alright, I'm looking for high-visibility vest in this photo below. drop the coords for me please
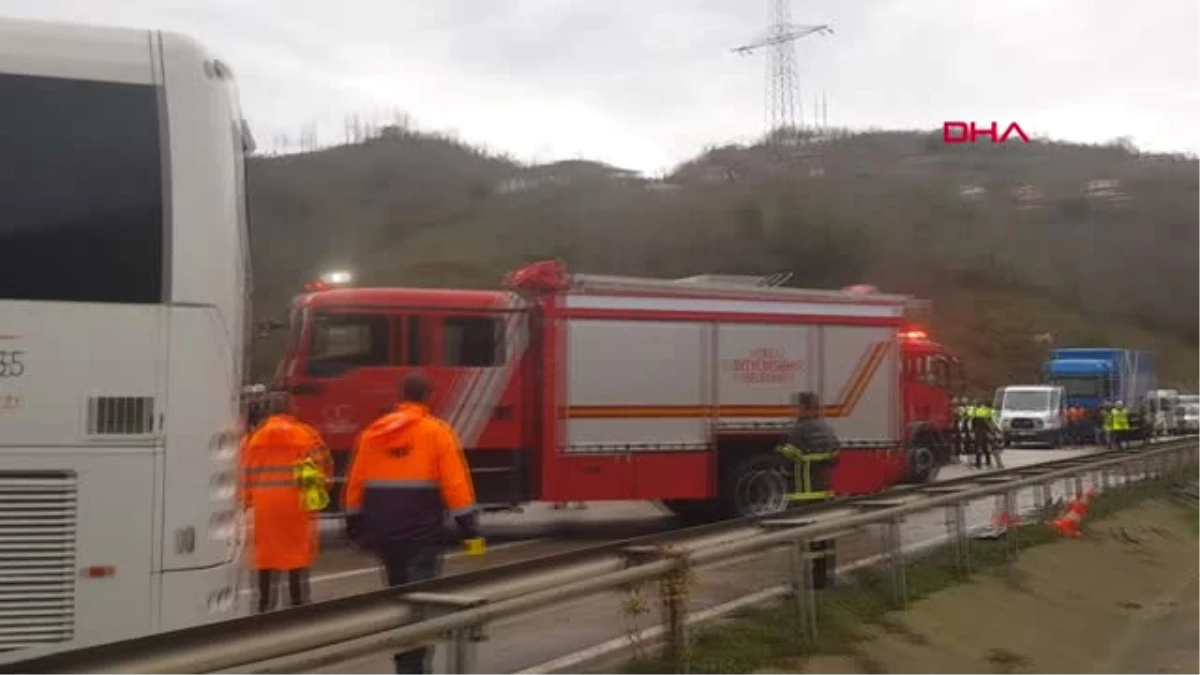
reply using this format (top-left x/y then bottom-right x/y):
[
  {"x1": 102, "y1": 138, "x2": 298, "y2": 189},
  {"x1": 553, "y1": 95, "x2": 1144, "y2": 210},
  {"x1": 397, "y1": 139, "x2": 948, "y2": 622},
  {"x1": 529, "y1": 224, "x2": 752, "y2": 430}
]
[
  {"x1": 1112, "y1": 408, "x2": 1131, "y2": 431},
  {"x1": 1102, "y1": 409, "x2": 1114, "y2": 431}
]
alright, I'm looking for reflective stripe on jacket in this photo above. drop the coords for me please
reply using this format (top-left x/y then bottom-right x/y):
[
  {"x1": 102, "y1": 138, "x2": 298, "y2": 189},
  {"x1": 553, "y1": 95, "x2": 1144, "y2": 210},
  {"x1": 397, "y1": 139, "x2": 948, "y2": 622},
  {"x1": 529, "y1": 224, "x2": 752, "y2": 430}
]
[
  {"x1": 344, "y1": 402, "x2": 477, "y2": 547},
  {"x1": 241, "y1": 415, "x2": 330, "y2": 570}
]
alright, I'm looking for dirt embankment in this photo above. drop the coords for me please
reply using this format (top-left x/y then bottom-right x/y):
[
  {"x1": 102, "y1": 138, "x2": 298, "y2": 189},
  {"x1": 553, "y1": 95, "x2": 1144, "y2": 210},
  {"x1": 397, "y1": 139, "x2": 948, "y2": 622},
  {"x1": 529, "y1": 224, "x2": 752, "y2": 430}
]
[{"x1": 797, "y1": 499, "x2": 1199, "y2": 674}]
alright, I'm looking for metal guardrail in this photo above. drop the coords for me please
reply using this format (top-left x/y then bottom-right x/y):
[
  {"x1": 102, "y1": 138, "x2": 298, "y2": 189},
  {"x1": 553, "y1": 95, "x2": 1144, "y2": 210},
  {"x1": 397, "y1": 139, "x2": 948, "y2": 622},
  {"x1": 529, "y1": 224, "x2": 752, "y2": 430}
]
[{"x1": 10, "y1": 438, "x2": 1197, "y2": 674}]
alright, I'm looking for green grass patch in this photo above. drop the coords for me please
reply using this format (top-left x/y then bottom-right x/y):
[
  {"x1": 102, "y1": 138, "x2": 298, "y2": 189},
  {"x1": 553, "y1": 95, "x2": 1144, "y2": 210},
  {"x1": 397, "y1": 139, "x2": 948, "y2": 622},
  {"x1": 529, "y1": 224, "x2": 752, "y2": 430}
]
[{"x1": 618, "y1": 465, "x2": 1198, "y2": 674}]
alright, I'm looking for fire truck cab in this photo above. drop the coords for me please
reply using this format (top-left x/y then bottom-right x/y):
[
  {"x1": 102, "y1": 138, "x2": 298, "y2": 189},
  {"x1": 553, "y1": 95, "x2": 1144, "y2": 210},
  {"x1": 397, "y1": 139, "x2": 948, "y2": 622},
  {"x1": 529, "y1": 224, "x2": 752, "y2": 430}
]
[
  {"x1": 276, "y1": 287, "x2": 532, "y2": 508},
  {"x1": 897, "y1": 328, "x2": 961, "y2": 482}
]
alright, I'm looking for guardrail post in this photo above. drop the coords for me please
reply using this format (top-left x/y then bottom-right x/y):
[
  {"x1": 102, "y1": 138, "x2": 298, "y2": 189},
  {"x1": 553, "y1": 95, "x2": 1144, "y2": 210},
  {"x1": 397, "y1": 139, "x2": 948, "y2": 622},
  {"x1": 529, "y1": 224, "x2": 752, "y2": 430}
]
[
  {"x1": 622, "y1": 544, "x2": 692, "y2": 673},
  {"x1": 1003, "y1": 490, "x2": 1019, "y2": 560},
  {"x1": 781, "y1": 537, "x2": 819, "y2": 646},
  {"x1": 1100, "y1": 468, "x2": 1111, "y2": 492},
  {"x1": 659, "y1": 549, "x2": 690, "y2": 672},
  {"x1": 886, "y1": 516, "x2": 906, "y2": 608},
  {"x1": 1073, "y1": 475, "x2": 1084, "y2": 499},
  {"x1": 942, "y1": 501, "x2": 969, "y2": 577},
  {"x1": 400, "y1": 592, "x2": 488, "y2": 674},
  {"x1": 761, "y1": 518, "x2": 841, "y2": 645}
]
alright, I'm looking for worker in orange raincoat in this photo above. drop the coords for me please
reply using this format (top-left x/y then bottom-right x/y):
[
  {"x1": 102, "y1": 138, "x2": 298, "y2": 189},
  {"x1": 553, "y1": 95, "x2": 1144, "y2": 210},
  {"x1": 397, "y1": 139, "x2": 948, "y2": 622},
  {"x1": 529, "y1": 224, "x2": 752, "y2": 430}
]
[
  {"x1": 241, "y1": 392, "x2": 331, "y2": 613},
  {"x1": 344, "y1": 372, "x2": 484, "y2": 675}
]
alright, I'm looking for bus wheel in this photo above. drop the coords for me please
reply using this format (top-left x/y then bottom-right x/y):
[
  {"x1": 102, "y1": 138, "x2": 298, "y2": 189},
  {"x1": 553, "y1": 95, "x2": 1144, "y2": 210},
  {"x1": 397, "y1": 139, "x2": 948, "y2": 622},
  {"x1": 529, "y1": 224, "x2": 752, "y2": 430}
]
[{"x1": 723, "y1": 454, "x2": 791, "y2": 519}]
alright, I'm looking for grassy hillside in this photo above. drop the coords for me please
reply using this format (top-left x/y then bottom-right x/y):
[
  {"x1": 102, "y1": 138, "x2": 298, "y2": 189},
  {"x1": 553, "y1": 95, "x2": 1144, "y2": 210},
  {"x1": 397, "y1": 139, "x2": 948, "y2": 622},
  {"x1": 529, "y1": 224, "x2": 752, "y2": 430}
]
[{"x1": 246, "y1": 124, "x2": 1199, "y2": 391}]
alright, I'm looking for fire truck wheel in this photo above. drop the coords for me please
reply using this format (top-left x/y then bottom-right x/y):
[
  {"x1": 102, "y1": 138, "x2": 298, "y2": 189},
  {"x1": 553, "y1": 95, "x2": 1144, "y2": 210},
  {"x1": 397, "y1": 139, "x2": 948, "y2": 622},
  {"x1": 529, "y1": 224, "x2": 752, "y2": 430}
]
[
  {"x1": 723, "y1": 453, "x2": 792, "y2": 519},
  {"x1": 903, "y1": 443, "x2": 937, "y2": 484}
]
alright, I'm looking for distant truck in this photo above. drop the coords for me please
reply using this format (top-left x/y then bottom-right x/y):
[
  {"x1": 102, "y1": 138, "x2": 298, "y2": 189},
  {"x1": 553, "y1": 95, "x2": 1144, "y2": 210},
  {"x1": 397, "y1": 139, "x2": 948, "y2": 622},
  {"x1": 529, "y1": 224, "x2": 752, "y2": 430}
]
[{"x1": 1042, "y1": 348, "x2": 1156, "y2": 412}]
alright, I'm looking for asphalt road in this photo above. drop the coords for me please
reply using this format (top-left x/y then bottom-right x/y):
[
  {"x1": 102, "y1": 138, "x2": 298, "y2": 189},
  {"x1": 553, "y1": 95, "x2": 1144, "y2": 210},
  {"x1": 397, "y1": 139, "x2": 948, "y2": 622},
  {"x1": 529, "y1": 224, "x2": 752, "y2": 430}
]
[
  {"x1": 257, "y1": 444, "x2": 1112, "y2": 673},
  {"x1": 239, "y1": 501, "x2": 681, "y2": 605}
]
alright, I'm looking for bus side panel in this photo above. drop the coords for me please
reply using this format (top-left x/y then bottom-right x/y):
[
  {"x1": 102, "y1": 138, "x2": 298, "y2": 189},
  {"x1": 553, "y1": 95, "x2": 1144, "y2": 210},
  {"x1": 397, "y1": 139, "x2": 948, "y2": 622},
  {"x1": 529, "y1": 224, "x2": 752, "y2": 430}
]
[
  {"x1": 159, "y1": 307, "x2": 241, "y2": 581},
  {"x1": 157, "y1": 33, "x2": 244, "y2": 594},
  {"x1": 160, "y1": 32, "x2": 244, "y2": 323},
  {"x1": 0, "y1": 452, "x2": 155, "y2": 663}
]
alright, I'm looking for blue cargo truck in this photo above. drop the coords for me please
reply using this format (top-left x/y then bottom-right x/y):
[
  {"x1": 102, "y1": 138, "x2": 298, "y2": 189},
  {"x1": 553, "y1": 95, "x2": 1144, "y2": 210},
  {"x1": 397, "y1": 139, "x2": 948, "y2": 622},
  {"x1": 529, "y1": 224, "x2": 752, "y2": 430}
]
[{"x1": 1042, "y1": 348, "x2": 1157, "y2": 412}]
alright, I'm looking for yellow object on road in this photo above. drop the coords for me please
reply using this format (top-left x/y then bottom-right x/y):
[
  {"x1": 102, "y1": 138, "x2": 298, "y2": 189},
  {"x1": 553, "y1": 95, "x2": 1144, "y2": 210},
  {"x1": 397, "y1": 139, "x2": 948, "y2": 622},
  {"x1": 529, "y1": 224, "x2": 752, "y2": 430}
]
[{"x1": 463, "y1": 537, "x2": 486, "y2": 557}]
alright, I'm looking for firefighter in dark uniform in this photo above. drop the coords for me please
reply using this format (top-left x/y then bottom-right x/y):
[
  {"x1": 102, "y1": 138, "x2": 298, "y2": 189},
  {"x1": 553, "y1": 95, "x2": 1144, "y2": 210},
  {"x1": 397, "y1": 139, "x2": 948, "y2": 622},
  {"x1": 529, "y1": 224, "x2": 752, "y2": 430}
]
[{"x1": 777, "y1": 391, "x2": 840, "y2": 588}]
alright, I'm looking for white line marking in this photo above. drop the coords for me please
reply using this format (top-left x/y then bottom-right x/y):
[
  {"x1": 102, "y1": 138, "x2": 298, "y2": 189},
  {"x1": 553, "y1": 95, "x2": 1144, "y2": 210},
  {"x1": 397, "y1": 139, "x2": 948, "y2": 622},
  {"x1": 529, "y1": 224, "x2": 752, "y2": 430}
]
[{"x1": 236, "y1": 539, "x2": 547, "y2": 596}]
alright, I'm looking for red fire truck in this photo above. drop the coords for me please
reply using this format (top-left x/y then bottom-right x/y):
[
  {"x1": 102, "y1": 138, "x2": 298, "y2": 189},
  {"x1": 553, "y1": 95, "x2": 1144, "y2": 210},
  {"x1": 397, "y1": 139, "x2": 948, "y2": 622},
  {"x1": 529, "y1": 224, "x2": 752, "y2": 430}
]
[{"x1": 275, "y1": 261, "x2": 961, "y2": 520}]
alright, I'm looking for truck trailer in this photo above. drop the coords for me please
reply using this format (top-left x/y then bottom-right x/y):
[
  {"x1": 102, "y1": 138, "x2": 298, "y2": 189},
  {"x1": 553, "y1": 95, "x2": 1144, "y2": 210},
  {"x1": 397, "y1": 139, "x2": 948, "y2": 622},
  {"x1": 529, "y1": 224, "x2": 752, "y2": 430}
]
[
  {"x1": 276, "y1": 261, "x2": 960, "y2": 520},
  {"x1": 1042, "y1": 348, "x2": 1157, "y2": 412}
]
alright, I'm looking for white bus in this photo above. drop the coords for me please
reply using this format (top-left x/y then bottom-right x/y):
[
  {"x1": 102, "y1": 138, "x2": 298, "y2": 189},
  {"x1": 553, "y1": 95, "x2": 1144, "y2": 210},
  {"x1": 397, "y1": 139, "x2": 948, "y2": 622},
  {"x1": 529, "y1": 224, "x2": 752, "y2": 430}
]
[{"x1": 0, "y1": 18, "x2": 252, "y2": 663}]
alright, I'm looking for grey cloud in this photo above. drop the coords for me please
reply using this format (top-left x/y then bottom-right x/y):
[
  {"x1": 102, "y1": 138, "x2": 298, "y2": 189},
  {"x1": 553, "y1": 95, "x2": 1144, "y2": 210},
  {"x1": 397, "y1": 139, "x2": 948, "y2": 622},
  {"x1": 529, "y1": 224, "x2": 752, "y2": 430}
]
[{"x1": 4, "y1": 0, "x2": 1197, "y2": 171}]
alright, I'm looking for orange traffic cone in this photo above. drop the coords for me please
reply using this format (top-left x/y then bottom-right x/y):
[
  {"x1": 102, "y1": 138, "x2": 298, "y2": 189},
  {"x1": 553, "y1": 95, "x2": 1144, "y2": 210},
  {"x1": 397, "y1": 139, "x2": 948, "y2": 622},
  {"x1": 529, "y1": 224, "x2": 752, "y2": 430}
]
[{"x1": 1050, "y1": 489, "x2": 1093, "y2": 538}]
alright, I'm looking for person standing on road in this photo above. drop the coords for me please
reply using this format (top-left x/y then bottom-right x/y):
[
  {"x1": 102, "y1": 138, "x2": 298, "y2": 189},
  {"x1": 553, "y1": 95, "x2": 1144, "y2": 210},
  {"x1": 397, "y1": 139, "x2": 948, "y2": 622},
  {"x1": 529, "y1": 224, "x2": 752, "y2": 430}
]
[
  {"x1": 240, "y1": 392, "x2": 331, "y2": 613},
  {"x1": 1090, "y1": 404, "x2": 1106, "y2": 446},
  {"x1": 1102, "y1": 401, "x2": 1117, "y2": 450},
  {"x1": 971, "y1": 399, "x2": 1001, "y2": 469},
  {"x1": 777, "y1": 391, "x2": 841, "y2": 588},
  {"x1": 961, "y1": 398, "x2": 978, "y2": 459},
  {"x1": 344, "y1": 372, "x2": 485, "y2": 675},
  {"x1": 951, "y1": 397, "x2": 969, "y2": 462},
  {"x1": 1065, "y1": 405, "x2": 1083, "y2": 447},
  {"x1": 1111, "y1": 400, "x2": 1131, "y2": 450}
]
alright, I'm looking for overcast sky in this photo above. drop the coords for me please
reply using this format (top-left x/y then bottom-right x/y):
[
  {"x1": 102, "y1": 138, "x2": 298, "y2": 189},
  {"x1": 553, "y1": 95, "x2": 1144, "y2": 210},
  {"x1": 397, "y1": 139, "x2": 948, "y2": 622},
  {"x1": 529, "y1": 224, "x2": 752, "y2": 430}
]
[{"x1": 9, "y1": 0, "x2": 1199, "y2": 173}]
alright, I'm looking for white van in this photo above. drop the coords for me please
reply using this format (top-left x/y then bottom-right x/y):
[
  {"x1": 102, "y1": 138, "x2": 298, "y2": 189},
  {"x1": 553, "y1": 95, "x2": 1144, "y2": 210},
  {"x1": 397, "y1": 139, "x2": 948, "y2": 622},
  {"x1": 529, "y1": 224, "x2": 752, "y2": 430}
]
[
  {"x1": 993, "y1": 385, "x2": 1067, "y2": 448},
  {"x1": 1176, "y1": 395, "x2": 1199, "y2": 434},
  {"x1": 1146, "y1": 389, "x2": 1179, "y2": 437}
]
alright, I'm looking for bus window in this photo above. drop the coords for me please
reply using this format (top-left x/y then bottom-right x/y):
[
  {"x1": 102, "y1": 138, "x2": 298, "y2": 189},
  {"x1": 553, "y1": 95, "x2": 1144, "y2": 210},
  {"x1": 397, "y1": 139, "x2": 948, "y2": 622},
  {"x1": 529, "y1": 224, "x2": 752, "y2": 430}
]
[
  {"x1": 0, "y1": 72, "x2": 163, "y2": 303},
  {"x1": 443, "y1": 316, "x2": 505, "y2": 367},
  {"x1": 304, "y1": 313, "x2": 389, "y2": 378}
]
